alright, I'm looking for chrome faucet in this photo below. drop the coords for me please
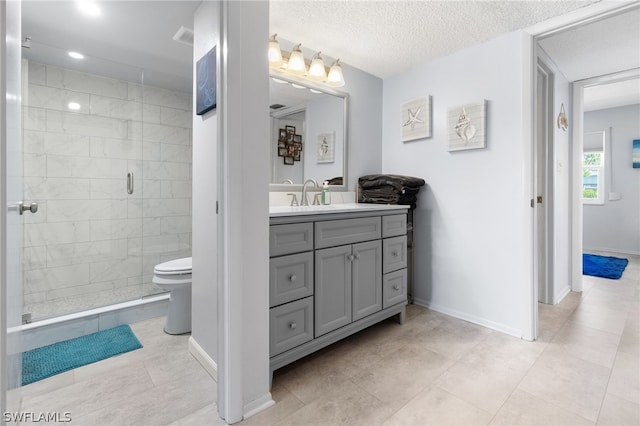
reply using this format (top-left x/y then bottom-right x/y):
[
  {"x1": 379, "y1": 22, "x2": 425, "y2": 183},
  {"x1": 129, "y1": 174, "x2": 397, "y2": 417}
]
[{"x1": 301, "y1": 179, "x2": 318, "y2": 206}]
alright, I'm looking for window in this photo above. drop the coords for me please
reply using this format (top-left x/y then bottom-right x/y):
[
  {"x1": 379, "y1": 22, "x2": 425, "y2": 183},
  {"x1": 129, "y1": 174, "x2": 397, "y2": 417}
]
[{"x1": 583, "y1": 131, "x2": 605, "y2": 205}]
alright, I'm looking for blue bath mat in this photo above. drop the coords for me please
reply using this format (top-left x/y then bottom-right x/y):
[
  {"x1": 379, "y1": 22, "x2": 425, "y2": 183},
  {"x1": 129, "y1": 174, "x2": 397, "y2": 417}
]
[
  {"x1": 22, "y1": 324, "x2": 142, "y2": 386},
  {"x1": 583, "y1": 253, "x2": 629, "y2": 280}
]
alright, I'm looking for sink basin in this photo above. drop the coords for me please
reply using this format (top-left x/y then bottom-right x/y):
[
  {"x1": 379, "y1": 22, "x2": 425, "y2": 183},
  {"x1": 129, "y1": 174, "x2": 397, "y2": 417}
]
[{"x1": 269, "y1": 203, "x2": 409, "y2": 217}]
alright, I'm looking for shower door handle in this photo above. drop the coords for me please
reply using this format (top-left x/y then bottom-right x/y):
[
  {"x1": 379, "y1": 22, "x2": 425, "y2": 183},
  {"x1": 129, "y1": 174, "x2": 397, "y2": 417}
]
[
  {"x1": 127, "y1": 172, "x2": 134, "y2": 195},
  {"x1": 8, "y1": 201, "x2": 38, "y2": 215}
]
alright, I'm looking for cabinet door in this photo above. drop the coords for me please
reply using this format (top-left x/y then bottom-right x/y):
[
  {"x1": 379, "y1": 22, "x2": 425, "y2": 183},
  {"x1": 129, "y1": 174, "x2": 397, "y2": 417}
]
[
  {"x1": 352, "y1": 240, "x2": 382, "y2": 321},
  {"x1": 315, "y1": 245, "x2": 352, "y2": 336}
]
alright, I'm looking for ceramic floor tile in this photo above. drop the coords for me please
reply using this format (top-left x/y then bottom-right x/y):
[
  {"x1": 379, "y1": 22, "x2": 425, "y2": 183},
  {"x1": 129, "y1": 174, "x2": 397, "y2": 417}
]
[
  {"x1": 242, "y1": 383, "x2": 304, "y2": 425},
  {"x1": 489, "y1": 389, "x2": 594, "y2": 426},
  {"x1": 278, "y1": 380, "x2": 395, "y2": 426},
  {"x1": 549, "y1": 321, "x2": 621, "y2": 368},
  {"x1": 19, "y1": 369, "x2": 75, "y2": 399},
  {"x1": 168, "y1": 403, "x2": 226, "y2": 426},
  {"x1": 351, "y1": 345, "x2": 454, "y2": 411},
  {"x1": 433, "y1": 334, "x2": 539, "y2": 414},
  {"x1": 20, "y1": 363, "x2": 155, "y2": 418},
  {"x1": 606, "y1": 351, "x2": 640, "y2": 405},
  {"x1": 517, "y1": 346, "x2": 611, "y2": 422},
  {"x1": 597, "y1": 393, "x2": 640, "y2": 426},
  {"x1": 382, "y1": 386, "x2": 494, "y2": 426},
  {"x1": 410, "y1": 316, "x2": 493, "y2": 360}
]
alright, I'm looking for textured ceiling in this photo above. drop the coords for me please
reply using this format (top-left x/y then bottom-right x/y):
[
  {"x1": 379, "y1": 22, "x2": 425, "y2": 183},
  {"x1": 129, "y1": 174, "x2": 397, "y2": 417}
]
[
  {"x1": 538, "y1": 7, "x2": 640, "y2": 82},
  {"x1": 270, "y1": 0, "x2": 597, "y2": 79}
]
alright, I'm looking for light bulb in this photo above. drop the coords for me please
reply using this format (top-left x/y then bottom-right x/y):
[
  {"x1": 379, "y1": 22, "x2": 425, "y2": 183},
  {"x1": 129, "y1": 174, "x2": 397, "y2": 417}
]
[
  {"x1": 268, "y1": 34, "x2": 282, "y2": 67},
  {"x1": 68, "y1": 51, "x2": 85, "y2": 60},
  {"x1": 308, "y1": 52, "x2": 327, "y2": 81},
  {"x1": 287, "y1": 44, "x2": 307, "y2": 74},
  {"x1": 327, "y1": 59, "x2": 345, "y2": 87}
]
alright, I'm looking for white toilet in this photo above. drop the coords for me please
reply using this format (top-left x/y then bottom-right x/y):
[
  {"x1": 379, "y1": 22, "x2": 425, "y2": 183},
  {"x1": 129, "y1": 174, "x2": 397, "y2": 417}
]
[{"x1": 152, "y1": 257, "x2": 192, "y2": 334}]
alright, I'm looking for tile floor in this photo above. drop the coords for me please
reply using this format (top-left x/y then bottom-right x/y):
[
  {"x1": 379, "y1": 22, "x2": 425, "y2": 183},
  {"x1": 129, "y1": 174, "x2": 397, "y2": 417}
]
[{"x1": 17, "y1": 252, "x2": 639, "y2": 425}]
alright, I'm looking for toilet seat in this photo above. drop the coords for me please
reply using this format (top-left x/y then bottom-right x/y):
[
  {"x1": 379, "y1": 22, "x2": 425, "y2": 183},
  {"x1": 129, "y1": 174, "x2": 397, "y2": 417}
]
[{"x1": 154, "y1": 257, "x2": 192, "y2": 276}]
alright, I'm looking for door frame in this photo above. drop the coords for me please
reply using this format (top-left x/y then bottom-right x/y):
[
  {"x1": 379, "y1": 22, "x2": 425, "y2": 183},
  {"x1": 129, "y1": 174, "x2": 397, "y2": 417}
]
[{"x1": 571, "y1": 67, "x2": 640, "y2": 291}]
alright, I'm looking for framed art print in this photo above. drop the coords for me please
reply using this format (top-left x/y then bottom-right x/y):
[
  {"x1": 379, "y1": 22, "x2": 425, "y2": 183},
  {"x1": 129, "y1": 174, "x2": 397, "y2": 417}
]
[{"x1": 196, "y1": 46, "x2": 217, "y2": 115}]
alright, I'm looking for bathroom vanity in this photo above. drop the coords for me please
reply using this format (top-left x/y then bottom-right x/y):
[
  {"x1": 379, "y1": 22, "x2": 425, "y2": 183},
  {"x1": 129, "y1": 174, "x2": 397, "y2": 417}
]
[{"x1": 269, "y1": 203, "x2": 409, "y2": 378}]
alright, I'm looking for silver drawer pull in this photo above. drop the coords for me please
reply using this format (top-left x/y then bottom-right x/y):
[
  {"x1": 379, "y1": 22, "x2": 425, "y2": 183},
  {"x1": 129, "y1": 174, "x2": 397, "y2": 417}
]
[
  {"x1": 127, "y1": 172, "x2": 134, "y2": 195},
  {"x1": 289, "y1": 274, "x2": 297, "y2": 282},
  {"x1": 392, "y1": 251, "x2": 399, "y2": 257},
  {"x1": 393, "y1": 284, "x2": 401, "y2": 291},
  {"x1": 289, "y1": 322, "x2": 297, "y2": 329}
]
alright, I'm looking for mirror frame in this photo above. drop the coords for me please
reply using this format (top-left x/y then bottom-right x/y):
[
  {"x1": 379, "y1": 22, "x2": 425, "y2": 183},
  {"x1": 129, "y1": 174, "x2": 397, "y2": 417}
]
[{"x1": 269, "y1": 70, "x2": 349, "y2": 192}]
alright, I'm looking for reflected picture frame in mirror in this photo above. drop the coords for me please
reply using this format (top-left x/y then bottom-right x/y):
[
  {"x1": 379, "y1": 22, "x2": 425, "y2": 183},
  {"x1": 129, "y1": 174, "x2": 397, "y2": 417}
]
[{"x1": 269, "y1": 71, "x2": 348, "y2": 192}]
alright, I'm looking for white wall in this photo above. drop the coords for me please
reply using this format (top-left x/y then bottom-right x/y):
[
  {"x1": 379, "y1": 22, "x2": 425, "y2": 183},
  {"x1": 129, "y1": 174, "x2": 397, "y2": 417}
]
[
  {"x1": 584, "y1": 104, "x2": 640, "y2": 255},
  {"x1": 191, "y1": 0, "x2": 219, "y2": 369},
  {"x1": 382, "y1": 31, "x2": 532, "y2": 337},
  {"x1": 220, "y1": 0, "x2": 271, "y2": 421}
]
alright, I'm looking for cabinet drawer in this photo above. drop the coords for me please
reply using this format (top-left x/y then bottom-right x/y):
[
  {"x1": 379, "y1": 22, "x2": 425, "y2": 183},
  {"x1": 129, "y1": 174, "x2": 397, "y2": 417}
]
[
  {"x1": 315, "y1": 217, "x2": 381, "y2": 249},
  {"x1": 382, "y1": 214, "x2": 407, "y2": 238},
  {"x1": 383, "y1": 235, "x2": 407, "y2": 273},
  {"x1": 270, "y1": 252, "x2": 314, "y2": 307},
  {"x1": 383, "y1": 269, "x2": 407, "y2": 308},
  {"x1": 270, "y1": 296, "x2": 314, "y2": 357},
  {"x1": 270, "y1": 223, "x2": 313, "y2": 256}
]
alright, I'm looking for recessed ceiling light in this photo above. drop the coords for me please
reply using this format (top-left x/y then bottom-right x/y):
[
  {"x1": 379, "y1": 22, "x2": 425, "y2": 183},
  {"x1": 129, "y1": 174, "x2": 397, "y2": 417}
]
[
  {"x1": 67, "y1": 102, "x2": 81, "y2": 111},
  {"x1": 291, "y1": 83, "x2": 306, "y2": 89},
  {"x1": 76, "y1": 0, "x2": 101, "y2": 17},
  {"x1": 309, "y1": 89, "x2": 322, "y2": 94},
  {"x1": 271, "y1": 77, "x2": 287, "y2": 84},
  {"x1": 68, "y1": 51, "x2": 84, "y2": 60}
]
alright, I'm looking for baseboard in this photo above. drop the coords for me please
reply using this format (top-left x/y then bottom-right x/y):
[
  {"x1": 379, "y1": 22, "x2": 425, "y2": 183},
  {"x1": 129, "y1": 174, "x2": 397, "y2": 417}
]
[
  {"x1": 244, "y1": 393, "x2": 275, "y2": 420},
  {"x1": 583, "y1": 246, "x2": 640, "y2": 256},
  {"x1": 553, "y1": 285, "x2": 571, "y2": 305},
  {"x1": 188, "y1": 336, "x2": 218, "y2": 382},
  {"x1": 413, "y1": 297, "x2": 522, "y2": 339}
]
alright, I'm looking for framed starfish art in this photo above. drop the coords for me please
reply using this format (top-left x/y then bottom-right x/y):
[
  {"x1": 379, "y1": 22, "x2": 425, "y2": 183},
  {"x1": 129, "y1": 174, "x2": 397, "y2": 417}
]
[{"x1": 401, "y1": 96, "x2": 432, "y2": 142}]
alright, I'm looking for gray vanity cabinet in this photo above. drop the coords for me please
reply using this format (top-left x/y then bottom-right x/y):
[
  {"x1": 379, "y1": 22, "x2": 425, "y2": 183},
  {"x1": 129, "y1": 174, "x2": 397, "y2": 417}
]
[{"x1": 269, "y1": 208, "x2": 409, "y2": 378}]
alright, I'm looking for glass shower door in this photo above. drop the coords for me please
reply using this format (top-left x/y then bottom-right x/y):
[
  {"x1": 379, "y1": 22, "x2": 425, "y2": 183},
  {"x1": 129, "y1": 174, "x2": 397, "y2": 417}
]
[{"x1": 21, "y1": 41, "x2": 147, "y2": 321}]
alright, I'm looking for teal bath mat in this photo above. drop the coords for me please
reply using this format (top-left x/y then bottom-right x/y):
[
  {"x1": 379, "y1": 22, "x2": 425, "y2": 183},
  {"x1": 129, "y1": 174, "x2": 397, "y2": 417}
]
[{"x1": 22, "y1": 325, "x2": 143, "y2": 386}]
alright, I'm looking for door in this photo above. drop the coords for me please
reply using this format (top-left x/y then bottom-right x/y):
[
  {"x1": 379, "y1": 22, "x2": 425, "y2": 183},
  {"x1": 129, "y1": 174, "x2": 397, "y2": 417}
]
[
  {"x1": 535, "y1": 61, "x2": 554, "y2": 305},
  {"x1": 315, "y1": 245, "x2": 352, "y2": 336},
  {"x1": 352, "y1": 240, "x2": 382, "y2": 321}
]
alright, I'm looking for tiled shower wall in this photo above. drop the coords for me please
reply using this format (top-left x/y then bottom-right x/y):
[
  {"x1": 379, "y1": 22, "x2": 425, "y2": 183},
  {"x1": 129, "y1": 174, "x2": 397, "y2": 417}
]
[{"x1": 22, "y1": 61, "x2": 192, "y2": 320}]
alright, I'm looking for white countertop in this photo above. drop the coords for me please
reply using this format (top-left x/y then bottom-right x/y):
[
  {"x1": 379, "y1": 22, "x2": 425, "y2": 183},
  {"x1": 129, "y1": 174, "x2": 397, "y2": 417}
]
[{"x1": 269, "y1": 203, "x2": 410, "y2": 217}]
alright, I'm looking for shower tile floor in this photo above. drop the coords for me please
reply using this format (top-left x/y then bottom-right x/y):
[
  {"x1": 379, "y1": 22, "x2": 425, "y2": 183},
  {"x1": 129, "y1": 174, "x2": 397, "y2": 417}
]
[{"x1": 16, "y1": 253, "x2": 639, "y2": 425}]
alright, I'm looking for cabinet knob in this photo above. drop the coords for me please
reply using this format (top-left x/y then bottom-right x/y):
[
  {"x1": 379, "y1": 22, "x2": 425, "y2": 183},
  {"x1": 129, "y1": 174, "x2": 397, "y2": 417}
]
[
  {"x1": 392, "y1": 251, "x2": 399, "y2": 257},
  {"x1": 347, "y1": 254, "x2": 355, "y2": 261},
  {"x1": 354, "y1": 253, "x2": 360, "y2": 260},
  {"x1": 393, "y1": 284, "x2": 401, "y2": 291},
  {"x1": 289, "y1": 322, "x2": 297, "y2": 329},
  {"x1": 289, "y1": 274, "x2": 297, "y2": 282}
]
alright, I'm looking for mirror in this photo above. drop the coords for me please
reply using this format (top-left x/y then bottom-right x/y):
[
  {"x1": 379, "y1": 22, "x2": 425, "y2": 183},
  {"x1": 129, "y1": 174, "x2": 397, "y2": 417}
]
[{"x1": 269, "y1": 74, "x2": 348, "y2": 191}]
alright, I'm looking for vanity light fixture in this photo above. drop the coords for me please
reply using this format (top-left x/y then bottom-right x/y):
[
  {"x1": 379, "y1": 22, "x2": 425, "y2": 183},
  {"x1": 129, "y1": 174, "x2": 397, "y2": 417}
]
[
  {"x1": 76, "y1": 0, "x2": 101, "y2": 17},
  {"x1": 287, "y1": 44, "x2": 307, "y2": 74},
  {"x1": 268, "y1": 34, "x2": 283, "y2": 66},
  {"x1": 268, "y1": 34, "x2": 346, "y2": 88},
  {"x1": 308, "y1": 52, "x2": 327, "y2": 81},
  {"x1": 327, "y1": 59, "x2": 345, "y2": 87},
  {"x1": 68, "y1": 51, "x2": 85, "y2": 60}
]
